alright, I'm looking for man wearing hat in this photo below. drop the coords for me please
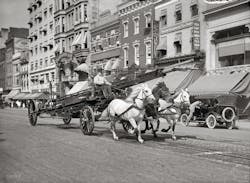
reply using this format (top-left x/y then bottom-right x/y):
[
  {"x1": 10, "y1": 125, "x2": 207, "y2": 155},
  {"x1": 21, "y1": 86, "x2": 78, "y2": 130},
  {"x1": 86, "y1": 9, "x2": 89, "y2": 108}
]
[{"x1": 93, "y1": 68, "x2": 112, "y2": 98}]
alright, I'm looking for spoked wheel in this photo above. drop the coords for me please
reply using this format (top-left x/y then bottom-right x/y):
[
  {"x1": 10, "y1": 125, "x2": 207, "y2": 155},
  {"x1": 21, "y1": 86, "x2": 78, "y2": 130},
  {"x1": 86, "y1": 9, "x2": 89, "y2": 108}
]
[
  {"x1": 206, "y1": 114, "x2": 217, "y2": 129},
  {"x1": 180, "y1": 113, "x2": 189, "y2": 126},
  {"x1": 28, "y1": 100, "x2": 37, "y2": 126},
  {"x1": 63, "y1": 111, "x2": 72, "y2": 125},
  {"x1": 79, "y1": 106, "x2": 95, "y2": 135}
]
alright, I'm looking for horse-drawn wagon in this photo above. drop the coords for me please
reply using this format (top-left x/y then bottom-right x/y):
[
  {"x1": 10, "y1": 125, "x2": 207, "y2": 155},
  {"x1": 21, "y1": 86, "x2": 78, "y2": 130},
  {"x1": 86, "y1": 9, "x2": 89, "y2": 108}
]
[
  {"x1": 27, "y1": 69, "x2": 166, "y2": 142},
  {"x1": 180, "y1": 95, "x2": 239, "y2": 129}
]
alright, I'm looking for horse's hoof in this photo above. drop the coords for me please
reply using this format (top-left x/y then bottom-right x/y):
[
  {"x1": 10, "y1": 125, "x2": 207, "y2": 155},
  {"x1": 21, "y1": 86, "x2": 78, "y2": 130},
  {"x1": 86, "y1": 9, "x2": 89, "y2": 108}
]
[
  {"x1": 138, "y1": 138, "x2": 144, "y2": 144},
  {"x1": 172, "y1": 136, "x2": 177, "y2": 141},
  {"x1": 113, "y1": 136, "x2": 119, "y2": 141}
]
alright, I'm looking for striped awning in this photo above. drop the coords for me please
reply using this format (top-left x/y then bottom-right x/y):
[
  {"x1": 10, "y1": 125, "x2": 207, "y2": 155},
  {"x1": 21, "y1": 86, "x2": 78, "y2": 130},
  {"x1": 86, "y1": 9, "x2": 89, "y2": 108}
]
[
  {"x1": 131, "y1": 71, "x2": 190, "y2": 93},
  {"x1": 104, "y1": 60, "x2": 112, "y2": 71},
  {"x1": 91, "y1": 48, "x2": 120, "y2": 62},
  {"x1": 5, "y1": 89, "x2": 20, "y2": 100},
  {"x1": 112, "y1": 58, "x2": 120, "y2": 70},
  {"x1": 156, "y1": 37, "x2": 167, "y2": 51},
  {"x1": 12, "y1": 93, "x2": 29, "y2": 100}
]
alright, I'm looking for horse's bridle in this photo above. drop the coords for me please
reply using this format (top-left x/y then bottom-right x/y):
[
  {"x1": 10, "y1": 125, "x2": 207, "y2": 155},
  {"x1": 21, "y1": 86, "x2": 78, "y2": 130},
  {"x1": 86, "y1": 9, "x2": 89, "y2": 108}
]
[{"x1": 135, "y1": 89, "x2": 154, "y2": 101}]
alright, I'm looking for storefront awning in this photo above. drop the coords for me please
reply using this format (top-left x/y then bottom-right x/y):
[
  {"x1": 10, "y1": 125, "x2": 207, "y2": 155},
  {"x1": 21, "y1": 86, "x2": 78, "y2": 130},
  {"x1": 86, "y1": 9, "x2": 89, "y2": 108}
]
[
  {"x1": 5, "y1": 89, "x2": 20, "y2": 100},
  {"x1": 156, "y1": 37, "x2": 167, "y2": 51},
  {"x1": 91, "y1": 48, "x2": 120, "y2": 62},
  {"x1": 218, "y1": 44, "x2": 245, "y2": 57},
  {"x1": 231, "y1": 73, "x2": 250, "y2": 98},
  {"x1": 188, "y1": 72, "x2": 247, "y2": 96},
  {"x1": 130, "y1": 71, "x2": 190, "y2": 93},
  {"x1": 164, "y1": 71, "x2": 190, "y2": 93},
  {"x1": 72, "y1": 33, "x2": 83, "y2": 46},
  {"x1": 111, "y1": 58, "x2": 120, "y2": 70},
  {"x1": 175, "y1": 69, "x2": 203, "y2": 92},
  {"x1": 12, "y1": 93, "x2": 29, "y2": 100},
  {"x1": 74, "y1": 63, "x2": 89, "y2": 73},
  {"x1": 104, "y1": 60, "x2": 112, "y2": 71},
  {"x1": 67, "y1": 81, "x2": 90, "y2": 95}
]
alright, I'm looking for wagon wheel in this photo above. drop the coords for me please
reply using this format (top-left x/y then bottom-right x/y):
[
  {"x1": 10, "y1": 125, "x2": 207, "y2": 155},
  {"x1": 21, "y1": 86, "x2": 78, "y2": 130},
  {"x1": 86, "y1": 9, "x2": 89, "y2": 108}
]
[
  {"x1": 62, "y1": 111, "x2": 72, "y2": 125},
  {"x1": 205, "y1": 114, "x2": 217, "y2": 129},
  {"x1": 79, "y1": 106, "x2": 95, "y2": 135},
  {"x1": 28, "y1": 100, "x2": 38, "y2": 126},
  {"x1": 180, "y1": 113, "x2": 189, "y2": 126}
]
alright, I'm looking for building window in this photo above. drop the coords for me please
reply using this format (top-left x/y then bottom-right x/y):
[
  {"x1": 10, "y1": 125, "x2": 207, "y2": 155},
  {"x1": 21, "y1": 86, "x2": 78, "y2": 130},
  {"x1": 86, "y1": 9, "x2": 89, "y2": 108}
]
[
  {"x1": 45, "y1": 58, "x2": 48, "y2": 67},
  {"x1": 49, "y1": 22, "x2": 53, "y2": 32},
  {"x1": 145, "y1": 13, "x2": 151, "y2": 28},
  {"x1": 191, "y1": 4, "x2": 198, "y2": 17},
  {"x1": 134, "y1": 18, "x2": 139, "y2": 34},
  {"x1": 44, "y1": 9, "x2": 47, "y2": 19},
  {"x1": 75, "y1": 7, "x2": 78, "y2": 22},
  {"x1": 84, "y1": 4, "x2": 87, "y2": 22},
  {"x1": 160, "y1": 15, "x2": 167, "y2": 27},
  {"x1": 145, "y1": 42, "x2": 151, "y2": 65},
  {"x1": 49, "y1": 5, "x2": 53, "y2": 15},
  {"x1": 134, "y1": 44, "x2": 140, "y2": 65},
  {"x1": 39, "y1": 59, "x2": 43, "y2": 68},
  {"x1": 175, "y1": 10, "x2": 182, "y2": 22},
  {"x1": 174, "y1": 41, "x2": 182, "y2": 54},
  {"x1": 123, "y1": 22, "x2": 128, "y2": 37},
  {"x1": 217, "y1": 39, "x2": 250, "y2": 67},
  {"x1": 51, "y1": 72, "x2": 55, "y2": 82},
  {"x1": 123, "y1": 47, "x2": 128, "y2": 68}
]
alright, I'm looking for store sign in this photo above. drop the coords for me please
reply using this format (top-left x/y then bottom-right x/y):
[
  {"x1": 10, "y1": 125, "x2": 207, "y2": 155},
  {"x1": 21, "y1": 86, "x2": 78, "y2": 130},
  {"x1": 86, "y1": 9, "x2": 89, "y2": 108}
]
[
  {"x1": 192, "y1": 21, "x2": 200, "y2": 50},
  {"x1": 202, "y1": 0, "x2": 234, "y2": 4}
]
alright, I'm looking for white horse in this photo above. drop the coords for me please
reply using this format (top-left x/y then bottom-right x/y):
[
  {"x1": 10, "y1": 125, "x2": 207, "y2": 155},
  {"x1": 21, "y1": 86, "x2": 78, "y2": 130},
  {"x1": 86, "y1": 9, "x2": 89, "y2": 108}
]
[
  {"x1": 101, "y1": 85, "x2": 155, "y2": 143},
  {"x1": 157, "y1": 89, "x2": 190, "y2": 140}
]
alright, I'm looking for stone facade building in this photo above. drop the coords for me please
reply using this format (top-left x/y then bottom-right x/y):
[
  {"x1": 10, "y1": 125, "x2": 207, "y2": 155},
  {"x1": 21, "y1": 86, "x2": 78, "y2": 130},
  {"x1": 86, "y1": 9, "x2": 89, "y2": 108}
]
[
  {"x1": 204, "y1": 0, "x2": 250, "y2": 74},
  {"x1": 155, "y1": 0, "x2": 206, "y2": 69},
  {"x1": 53, "y1": 0, "x2": 99, "y2": 95},
  {"x1": 118, "y1": 0, "x2": 159, "y2": 69},
  {"x1": 28, "y1": 0, "x2": 56, "y2": 93}
]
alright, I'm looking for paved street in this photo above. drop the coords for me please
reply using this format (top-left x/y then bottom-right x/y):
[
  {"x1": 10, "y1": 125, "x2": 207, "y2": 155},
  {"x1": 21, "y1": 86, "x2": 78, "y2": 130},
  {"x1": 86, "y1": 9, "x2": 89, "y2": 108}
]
[{"x1": 0, "y1": 108, "x2": 250, "y2": 183}]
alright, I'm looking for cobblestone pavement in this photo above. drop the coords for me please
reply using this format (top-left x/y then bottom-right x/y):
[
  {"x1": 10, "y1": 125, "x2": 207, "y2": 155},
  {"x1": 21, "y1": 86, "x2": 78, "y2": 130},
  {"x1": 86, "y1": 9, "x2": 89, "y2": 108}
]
[{"x1": 0, "y1": 108, "x2": 250, "y2": 183}]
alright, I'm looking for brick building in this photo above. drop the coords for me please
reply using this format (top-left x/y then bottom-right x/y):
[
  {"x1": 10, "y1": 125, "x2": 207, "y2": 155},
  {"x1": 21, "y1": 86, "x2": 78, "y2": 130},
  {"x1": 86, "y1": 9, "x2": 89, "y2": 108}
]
[
  {"x1": 118, "y1": 0, "x2": 160, "y2": 70},
  {"x1": 90, "y1": 10, "x2": 121, "y2": 75},
  {"x1": 4, "y1": 28, "x2": 29, "y2": 93}
]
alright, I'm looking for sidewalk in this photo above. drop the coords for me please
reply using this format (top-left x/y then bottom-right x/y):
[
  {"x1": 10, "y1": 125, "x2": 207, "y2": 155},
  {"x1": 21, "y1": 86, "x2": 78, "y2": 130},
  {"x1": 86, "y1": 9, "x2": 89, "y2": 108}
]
[{"x1": 237, "y1": 119, "x2": 250, "y2": 130}]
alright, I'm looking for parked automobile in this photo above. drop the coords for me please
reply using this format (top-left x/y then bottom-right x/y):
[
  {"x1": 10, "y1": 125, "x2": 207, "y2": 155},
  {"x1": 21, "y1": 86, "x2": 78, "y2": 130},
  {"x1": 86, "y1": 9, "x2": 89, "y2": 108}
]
[{"x1": 180, "y1": 95, "x2": 241, "y2": 129}]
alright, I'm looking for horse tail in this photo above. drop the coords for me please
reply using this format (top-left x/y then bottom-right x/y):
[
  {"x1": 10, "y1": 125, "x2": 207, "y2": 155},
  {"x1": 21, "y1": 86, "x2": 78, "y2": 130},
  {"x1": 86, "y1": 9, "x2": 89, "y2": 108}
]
[{"x1": 101, "y1": 107, "x2": 109, "y2": 118}]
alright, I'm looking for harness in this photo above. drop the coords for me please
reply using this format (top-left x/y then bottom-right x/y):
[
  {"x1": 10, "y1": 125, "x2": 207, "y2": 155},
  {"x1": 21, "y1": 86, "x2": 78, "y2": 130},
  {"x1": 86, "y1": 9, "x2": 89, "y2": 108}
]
[{"x1": 116, "y1": 90, "x2": 153, "y2": 118}]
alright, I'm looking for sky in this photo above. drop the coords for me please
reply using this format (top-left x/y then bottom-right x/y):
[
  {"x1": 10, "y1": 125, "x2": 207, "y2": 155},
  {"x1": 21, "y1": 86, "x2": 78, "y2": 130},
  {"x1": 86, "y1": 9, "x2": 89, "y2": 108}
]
[{"x1": 0, "y1": 0, "x2": 121, "y2": 29}]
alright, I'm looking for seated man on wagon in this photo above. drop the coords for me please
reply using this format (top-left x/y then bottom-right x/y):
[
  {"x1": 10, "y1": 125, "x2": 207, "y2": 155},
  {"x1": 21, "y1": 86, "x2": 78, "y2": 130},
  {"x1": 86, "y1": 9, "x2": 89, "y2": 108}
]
[{"x1": 93, "y1": 68, "x2": 112, "y2": 98}]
